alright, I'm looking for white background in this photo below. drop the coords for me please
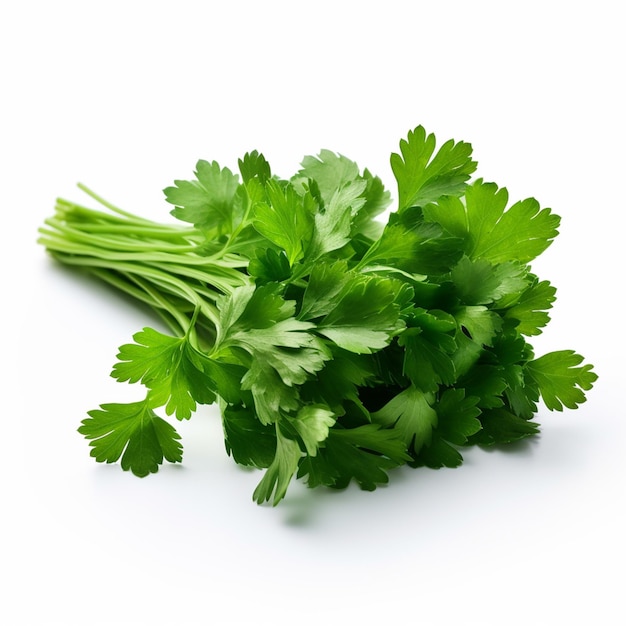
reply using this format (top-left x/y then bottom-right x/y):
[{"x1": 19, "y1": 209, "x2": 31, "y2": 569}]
[{"x1": 2, "y1": 1, "x2": 624, "y2": 624}]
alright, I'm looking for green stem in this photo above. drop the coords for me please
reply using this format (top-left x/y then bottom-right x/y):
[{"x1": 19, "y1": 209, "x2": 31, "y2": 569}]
[
  {"x1": 46, "y1": 251, "x2": 220, "y2": 326},
  {"x1": 77, "y1": 183, "x2": 154, "y2": 223},
  {"x1": 89, "y1": 268, "x2": 186, "y2": 336}
]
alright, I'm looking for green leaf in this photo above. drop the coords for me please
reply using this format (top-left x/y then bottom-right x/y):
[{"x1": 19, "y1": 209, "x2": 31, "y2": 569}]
[
  {"x1": 294, "y1": 150, "x2": 361, "y2": 204},
  {"x1": 112, "y1": 327, "x2": 219, "y2": 420},
  {"x1": 469, "y1": 408, "x2": 540, "y2": 445},
  {"x1": 299, "y1": 259, "x2": 351, "y2": 320},
  {"x1": 504, "y1": 276, "x2": 557, "y2": 336},
  {"x1": 248, "y1": 248, "x2": 292, "y2": 284},
  {"x1": 352, "y1": 169, "x2": 391, "y2": 238},
  {"x1": 307, "y1": 179, "x2": 367, "y2": 258},
  {"x1": 390, "y1": 125, "x2": 477, "y2": 211},
  {"x1": 252, "y1": 425, "x2": 302, "y2": 505},
  {"x1": 222, "y1": 405, "x2": 277, "y2": 468},
  {"x1": 317, "y1": 274, "x2": 404, "y2": 353},
  {"x1": 526, "y1": 350, "x2": 597, "y2": 411},
  {"x1": 359, "y1": 216, "x2": 464, "y2": 276},
  {"x1": 400, "y1": 308, "x2": 457, "y2": 392},
  {"x1": 78, "y1": 400, "x2": 182, "y2": 477},
  {"x1": 423, "y1": 180, "x2": 560, "y2": 264},
  {"x1": 411, "y1": 388, "x2": 482, "y2": 469},
  {"x1": 238, "y1": 150, "x2": 271, "y2": 184},
  {"x1": 287, "y1": 405, "x2": 336, "y2": 456},
  {"x1": 451, "y1": 256, "x2": 528, "y2": 306},
  {"x1": 302, "y1": 350, "x2": 376, "y2": 414},
  {"x1": 252, "y1": 180, "x2": 314, "y2": 265},
  {"x1": 458, "y1": 365, "x2": 507, "y2": 409},
  {"x1": 413, "y1": 434, "x2": 465, "y2": 469},
  {"x1": 215, "y1": 285, "x2": 330, "y2": 422},
  {"x1": 164, "y1": 160, "x2": 240, "y2": 233},
  {"x1": 435, "y1": 389, "x2": 482, "y2": 445},
  {"x1": 240, "y1": 358, "x2": 300, "y2": 425},
  {"x1": 454, "y1": 305, "x2": 502, "y2": 347},
  {"x1": 372, "y1": 386, "x2": 438, "y2": 454},
  {"x1": 298, "y1": 424, "x2": 410, "y2": 491},
  {"x1": 488, "y1": 332, "x2": 539, "y2": 418}
]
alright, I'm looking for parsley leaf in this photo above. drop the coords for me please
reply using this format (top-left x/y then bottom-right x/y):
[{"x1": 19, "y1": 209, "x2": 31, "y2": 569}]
[
  {"x1": 423, "y1": 180, "x2": 560, "y2": 264},
  {"x1": 399, "y1": 308, "x2": 457, "y2": 392},
  {"x1": 526, "y1": 350, "x2": 598, "y2": 411},
  {"x1": 390, "y1": 125, "x2": 477, "y2": 211},
  {"x1": 252, "y1": 180, "x2": 314, "y2": 266},
  {"x1": 252, "y1": 425, "x2": 302, "y2": 506},
  {"x1": 112, "y1": 326, "x2": 218, "y2": 420},
  {"x1": 372, "y1": 386, "x2": 439, "y2": 454},
  {"x1": 316, "y1": 274, "x2": 405, "y2": 353},
  {"x1": 298, "y1": 424, "x2": 411, "y2": 491},
  {"x1": 504, "y1": 276, "x2": 557, "y2": 336},
  {"x1": 78, "y1": 399, "x2": 183, "y2": 477},
  {"x1": 164, "y1": 160, "x2": 240, "y2": 234}
]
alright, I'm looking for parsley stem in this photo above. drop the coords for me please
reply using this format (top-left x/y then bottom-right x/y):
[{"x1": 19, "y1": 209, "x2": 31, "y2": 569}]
[
  {"x1": 47, "y1": 251, "x2": 220, "y2": 327},
  {"x1": 54, "y1": 198, "x2": 199, "y2": 238},
  {"x1": 89, "y1": 268, "x2": 187, "y2": 336},
  {"x1": 77, "y1": 183, "x2": 154, "y2": 223}
]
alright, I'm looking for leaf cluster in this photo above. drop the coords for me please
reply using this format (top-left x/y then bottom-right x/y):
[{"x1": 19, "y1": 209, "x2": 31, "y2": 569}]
[{"x1": 41, "y1": 125, "x2": 597, "y2": 505}]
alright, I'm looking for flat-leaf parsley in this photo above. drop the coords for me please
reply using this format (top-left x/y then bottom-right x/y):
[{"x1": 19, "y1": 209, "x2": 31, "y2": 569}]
[{"x1": 38, "y1": 126, "x2": 597, "y2": 505}]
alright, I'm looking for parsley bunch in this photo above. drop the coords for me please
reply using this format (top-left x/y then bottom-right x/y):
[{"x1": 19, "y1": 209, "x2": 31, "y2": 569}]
[{"x1": 38, "y1": 126, "x2": 597, "y2": 505}]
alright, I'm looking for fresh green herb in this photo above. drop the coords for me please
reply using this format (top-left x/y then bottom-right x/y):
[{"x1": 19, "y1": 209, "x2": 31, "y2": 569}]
[{"x1": 38, "y1": 126, "x2": 597, "y2": 505}]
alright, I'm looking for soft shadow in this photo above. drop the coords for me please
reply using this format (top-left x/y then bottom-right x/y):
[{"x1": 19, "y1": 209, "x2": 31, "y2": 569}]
[
  {"x1": 278, "y1": 484, "x2": 353, "y2": 528},
  {"x1": 478, "y1": 436, "x2": 541, "y2": 458}
]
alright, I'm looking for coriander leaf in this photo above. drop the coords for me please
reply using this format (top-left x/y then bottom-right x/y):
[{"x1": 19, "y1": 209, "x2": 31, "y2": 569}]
[
  {"x1": 214, "y1": 284, "x2": 256, "y2": 344},
  {"x1": 252, "y1": 425, "x2": 302, "y2": 505},
  {"x1": 372, "y1": 386, "x2": 438, "y2": 454},
  {"x1": 487, "y1": 332, "x2": 539, "y2": 418},
  {"x1": 423, "y1": 180, "x2": 560, "y2": 264},
  {"x1": 412, "y1": 390, "x2": 481, "y2": 468},
  {"x1": 526, "y1": 350, "x2": 598, "y2": 411},
  {"x1": 502, "y1": 363, "x2": 539, "y2": 419},
  {"x1": 78, "y1": 400, "x2": 182, "y2": 477},
  {"x1": 390, "y1": 125, "x2": 477, "y2": 211},
  {"x1": 164, "y1": 160, "x2": 240, "y2": 233},
  {"x1": 40, "y1": 123, "x2": 598, "y2": 505}
]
